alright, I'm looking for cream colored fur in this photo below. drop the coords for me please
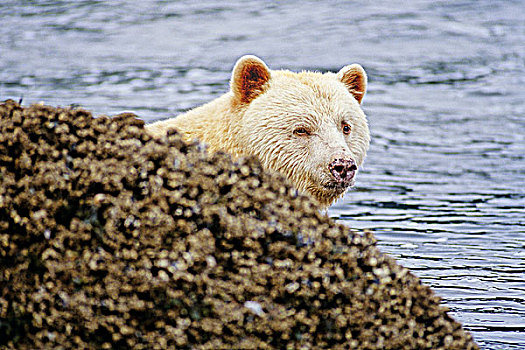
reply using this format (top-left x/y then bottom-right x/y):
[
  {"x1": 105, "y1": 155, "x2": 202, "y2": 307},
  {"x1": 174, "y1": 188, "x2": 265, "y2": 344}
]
[{"x1": 147, "y1": 55, "x2": 370, "y2": 207}]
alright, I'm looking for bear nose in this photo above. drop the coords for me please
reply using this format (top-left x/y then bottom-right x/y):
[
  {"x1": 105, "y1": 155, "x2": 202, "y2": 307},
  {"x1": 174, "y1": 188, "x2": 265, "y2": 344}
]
[{"x1": 329, "y1": 158, "x2": 357, "y2": 184}]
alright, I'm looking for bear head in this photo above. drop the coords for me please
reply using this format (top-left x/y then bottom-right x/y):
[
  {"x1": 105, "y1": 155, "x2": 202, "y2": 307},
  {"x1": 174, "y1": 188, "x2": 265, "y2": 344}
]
[{"x1": 229, "y1": 55, "x2": 370, "y2": 207}]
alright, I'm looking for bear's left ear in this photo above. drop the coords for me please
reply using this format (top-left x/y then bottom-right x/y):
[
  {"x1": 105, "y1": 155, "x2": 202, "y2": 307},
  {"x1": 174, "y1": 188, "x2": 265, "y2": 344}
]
[
  {"x1": 337, "y1": 64, "x2": 367, "y2": 104},
  {"x1": 231, "y1": 55, "x2": 271, "y2": 104}
]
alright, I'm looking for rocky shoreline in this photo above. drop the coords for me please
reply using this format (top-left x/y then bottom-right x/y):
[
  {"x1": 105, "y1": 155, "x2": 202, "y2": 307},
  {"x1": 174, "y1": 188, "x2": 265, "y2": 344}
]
[{"x1": 0, "y1": 100, "x2": 477, "y2": 349}]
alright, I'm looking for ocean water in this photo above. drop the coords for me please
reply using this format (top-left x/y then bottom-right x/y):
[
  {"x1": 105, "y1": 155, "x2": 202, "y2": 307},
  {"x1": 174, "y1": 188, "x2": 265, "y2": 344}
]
[{"x1": 1, "y1": 1, "x2": 524, "y2": 348}]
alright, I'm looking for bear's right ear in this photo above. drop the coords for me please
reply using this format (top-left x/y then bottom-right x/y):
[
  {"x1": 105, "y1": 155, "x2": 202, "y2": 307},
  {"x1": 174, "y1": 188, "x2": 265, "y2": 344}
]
[
  {"x1": 337, "y1": 64, "x2": 367, "y2": 104},
  {"x1": 231, "y1": 55, "x2": 271, "y2": 104}
]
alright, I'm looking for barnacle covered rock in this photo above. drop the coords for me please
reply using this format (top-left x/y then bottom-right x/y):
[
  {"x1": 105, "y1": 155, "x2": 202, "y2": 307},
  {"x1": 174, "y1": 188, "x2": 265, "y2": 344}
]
[{"x1": 0, "y1": 100, "x2": 477, "y2": 349}]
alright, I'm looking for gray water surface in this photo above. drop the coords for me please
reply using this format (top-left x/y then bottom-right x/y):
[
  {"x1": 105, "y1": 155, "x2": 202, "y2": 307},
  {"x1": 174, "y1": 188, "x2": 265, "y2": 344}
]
[{"x1": 1, "y1": 1, "x2": 524, "y2": 348}]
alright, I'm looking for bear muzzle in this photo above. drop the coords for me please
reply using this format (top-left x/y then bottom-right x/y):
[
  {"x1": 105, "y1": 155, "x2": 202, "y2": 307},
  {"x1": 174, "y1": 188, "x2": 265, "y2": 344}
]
[{"x1": 329, "y1": 158, "x2": 357, "y2": 186}]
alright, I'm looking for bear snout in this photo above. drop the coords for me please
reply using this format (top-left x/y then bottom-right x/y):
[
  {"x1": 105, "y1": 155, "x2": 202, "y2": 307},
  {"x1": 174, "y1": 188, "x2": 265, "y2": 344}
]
[{"x1": 329, "y1": 158, "x2": 357, "y2": 185}]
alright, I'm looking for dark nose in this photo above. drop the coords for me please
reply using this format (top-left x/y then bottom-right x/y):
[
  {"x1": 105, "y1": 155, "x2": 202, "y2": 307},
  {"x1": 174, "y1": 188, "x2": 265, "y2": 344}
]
[{"x1": 329, "y1": 158, "x2": 357, "y2": 184}]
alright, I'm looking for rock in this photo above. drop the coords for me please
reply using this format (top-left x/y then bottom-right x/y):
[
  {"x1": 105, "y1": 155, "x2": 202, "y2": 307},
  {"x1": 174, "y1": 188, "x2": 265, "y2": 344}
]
[{"x1": 0, "y1": 100, "x2": 478, "y2": 349}]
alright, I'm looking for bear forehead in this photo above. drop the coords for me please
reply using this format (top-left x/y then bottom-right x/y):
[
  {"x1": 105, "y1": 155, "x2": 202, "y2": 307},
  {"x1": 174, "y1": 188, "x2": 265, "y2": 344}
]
[
  {"x1": 258, "y1": 70, "x2": 360, "y2": 118},
  {"x1": 272, "y1": 70, "x2": 354, "y2": 102}
]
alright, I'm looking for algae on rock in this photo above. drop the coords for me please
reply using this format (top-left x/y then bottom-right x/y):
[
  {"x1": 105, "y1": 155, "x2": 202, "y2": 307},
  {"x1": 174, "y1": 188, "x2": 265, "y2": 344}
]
[{"x1": 0, "y1": 100, "x2": 477, "y2": 349}]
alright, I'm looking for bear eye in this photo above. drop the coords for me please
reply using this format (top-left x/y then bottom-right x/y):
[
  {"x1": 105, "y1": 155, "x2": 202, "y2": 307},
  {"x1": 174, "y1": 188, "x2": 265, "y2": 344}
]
[
  {"x1": 342, "y1": 123, "x2": 351, "y2": 135},
  {"x1": 294, "y1": 127, "x2": 309, "y2": 136}
]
